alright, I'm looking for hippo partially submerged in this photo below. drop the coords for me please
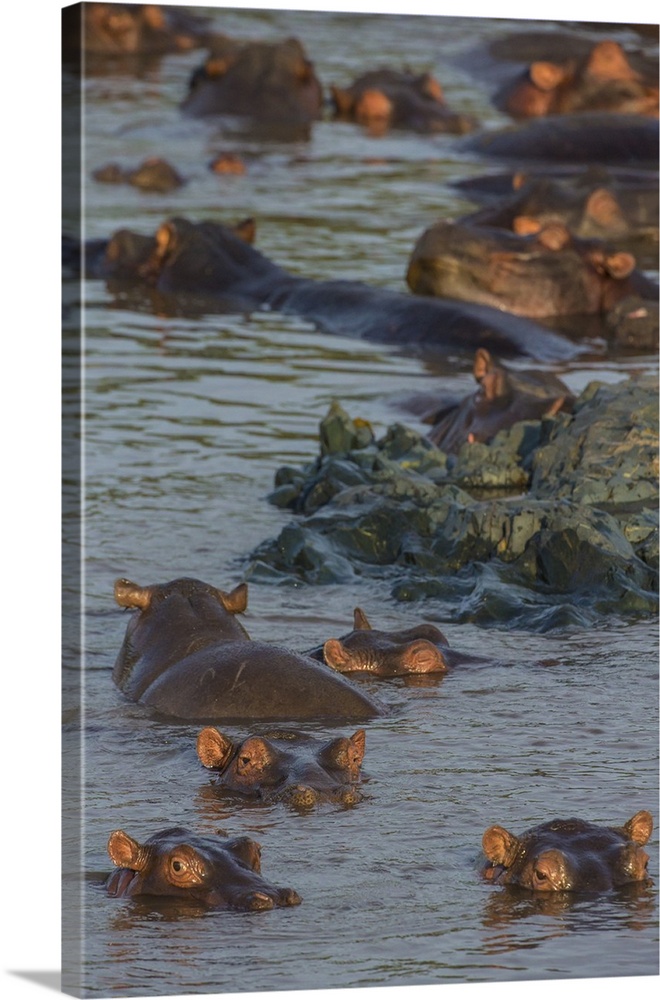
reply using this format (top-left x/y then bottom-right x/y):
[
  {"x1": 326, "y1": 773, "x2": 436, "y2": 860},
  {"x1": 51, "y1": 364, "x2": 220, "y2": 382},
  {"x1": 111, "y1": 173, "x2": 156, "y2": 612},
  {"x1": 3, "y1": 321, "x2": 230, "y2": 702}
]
[
  {"x1": 482, "y1": 811, "x2": 653, "y2": 892},
  {"x1": 85, "y1": 216, "x2": 588, "y2": 362},
  {"x1": 112, "y1": 576, "x2": 384, "y2": 722},
  {"x1": 181, "y1": 36, "x2": 323, "y2": 126},
  {"x1": 330, "y1": 68, "x2": 476, "y2": 134},
  {"x1": 106, "y1": 826, "x2": 301, "y2": 911},
  {"x1": 307, "y1": 608, "x2": 452, "y2": 676},
  {"x1": 196, "y1": 727, "x2": 366, "y2": 809},
  {"x1": 495, "y1": 40, "x2": 659, "y2": 120},
  {"x1": 406, "y1": 218, "x2": 658, "y2": 320},
  {"x1": 417, "y1": 348, "x2": 574, "y2": 454}
]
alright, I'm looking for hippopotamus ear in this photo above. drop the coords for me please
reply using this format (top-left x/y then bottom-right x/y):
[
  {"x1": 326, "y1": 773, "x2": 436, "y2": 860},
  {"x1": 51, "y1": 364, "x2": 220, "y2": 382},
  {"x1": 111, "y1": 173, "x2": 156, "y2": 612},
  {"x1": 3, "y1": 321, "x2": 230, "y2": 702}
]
[
  {"x1": 349, "y1": 729, "x2": 366, "y2": 764},
  {"x1": 225, "y1": 835, "x2": 262, "y2": 873},
  {"x1": 528, "y1": 61, "x2": 566, "y2": 92},
  {"x1": 536, "y1": 223, "x2": 571, "y2": 252},
  {"x1": 114, "y1": 579, "x2": 153, "y2": 610},
  {"x1": 218, "y1": 582, "x2": 248, "y2": 614},
  {"x1": 482, "y1": 825, "x2": 520, "y2": 867},
  {"x1": 107, "y1": 830, "x2": 148, "y2": 871},
  {"x1": 586, "y1": 41, "x2": 637, "y2": 82},
  {"x1": 196, "y1": 727, "x2": 234, "y2": 770},
  {"x1": 512, "y1": 215, "x2": 542, "y2": 237},
  {"x1": 330, "y1": 84, "x2": 354, "y2": 116},
  {"x1": 419, "y1": 72, "x2": 444, "y2": 104},
  {"x1": 473, "y1": 348, "x2": 495, "y2": 383},
  {"x1": 604, "y1": 251, "x2": 636, "y2": 280},
  {"x1": 232, "y1": 218, "x2": 256, "y2": 244},
  {"x1": 584, "y1": 188, "x2": 626, "y2": 228},
  {"x1": 353, "y1": 608, "x2": 372, "y2": 631},
  {"x1": 624, "y1": 810, "x2": 653, "y2": 846},
  {"x1": 323, "y1": 638, "x2": 354, "y2": 671}
]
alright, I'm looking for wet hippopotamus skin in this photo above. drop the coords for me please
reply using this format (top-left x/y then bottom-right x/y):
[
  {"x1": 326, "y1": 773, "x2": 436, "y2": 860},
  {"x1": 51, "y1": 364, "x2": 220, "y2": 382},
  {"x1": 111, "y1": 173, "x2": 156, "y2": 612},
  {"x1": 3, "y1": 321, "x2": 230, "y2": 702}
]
[
  {"x1": 63, "y1": 3, "x2": 221, "y2": 62},
  {"x1": 467, "y1": 113, "x2": 659, "y2": 169},
  {"x1": 460, "y1": 169, "x2": 659, "y2": 259},
  {"x1": 482, "y1": 811, "x2": 653, "y2": 892},
  {"x1": 106, "y1": 826, "x2": 301, "y2": 911},
  {"x1": 92, "y1": 157, "x2": 185, "y2": 193},
  {"x1": 330, "y1": 68, "x2": 476, "y2": 135},
  {"x1": 86, "y1": 215, "x2": 587, "y2": 363},
  {"x1": 407, "y1": 217, "x2": 658, "y2": 320},
  {"x1": 415, "y1": 348, "x2": 574, "y2": 455},
  {"x1": 196, "y1": 727, "x2": 366, "y2": 809},
  {"x1": 112, "y1": 576, "x2": 384, "y2": 722},
  {"x1": 494, "y1": 40, "x2": 659, "y2": 120},
  {"x1": 181, "y1": 37, "x2": 323, "y2": 125},
  {"x1": 307, "y1": 608, "x2": 455, "y2": 676}
]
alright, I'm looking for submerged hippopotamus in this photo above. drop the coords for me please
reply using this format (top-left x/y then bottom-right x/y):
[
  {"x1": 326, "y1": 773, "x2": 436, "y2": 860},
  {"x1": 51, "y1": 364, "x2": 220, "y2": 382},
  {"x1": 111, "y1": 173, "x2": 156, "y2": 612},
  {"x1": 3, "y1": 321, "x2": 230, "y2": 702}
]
[
  {"x1": 112, "y1": 576, "x2": 383, "y2": 722},
  {"x1": 62, "y1": 3, "x2": 221, "y2": 63},
  {"x1": 415, "y1": 348, "x2": 574, "y2": 454},
  {"x1": 495, "y1": 40, "x2": 659, "y2": 120},
  {"x1": 196, "y1": 727, "x2": 366, "y2": 809},
  {"x1": 106, "y1": 826, "x2": 301, "y2": 910},
  {"x1": 181, "y1": 37, "x2": 323, "y2": 126},
  {"x1": 482, "y1": 811, "x2": 653, "y2": 892},
  {"x1": 92, "y1": 158, "x2": 185, "y2": 193},
  {"x1": 460, "y1": 169, "x2": 659, "y2": 258},
  {"x1": 467, "y1": 113, "x2": 659, "y2": 168},
  {"x1": 406, "y1": 218, "x2": 658, "y2": 320},
  {"x1": 85, "y1": 215, "x2": 587, "y2": 363},
  {"x1": 330, "y1": 68, "x2": 476, "y2": 135},
  {"x1": 306, "y1": 608, "x2": 457, "y2": 676}
]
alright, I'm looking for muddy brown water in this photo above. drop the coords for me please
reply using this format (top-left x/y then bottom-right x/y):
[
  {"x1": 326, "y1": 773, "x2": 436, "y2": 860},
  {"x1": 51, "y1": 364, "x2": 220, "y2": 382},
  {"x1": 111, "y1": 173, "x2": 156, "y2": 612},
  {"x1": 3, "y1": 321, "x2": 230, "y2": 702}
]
[{"x1": 62, "y1": 6, "x2": 658, "y2": 997}]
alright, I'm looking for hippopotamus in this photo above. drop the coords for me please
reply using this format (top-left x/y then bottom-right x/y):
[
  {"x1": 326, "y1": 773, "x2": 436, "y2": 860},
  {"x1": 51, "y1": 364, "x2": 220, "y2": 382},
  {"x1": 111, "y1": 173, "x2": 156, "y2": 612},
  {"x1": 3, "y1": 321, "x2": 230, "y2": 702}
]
[
  {"x1": 92, "y1": 158, "x2": 185, "y2": 193},
  {"x1": 406, "y1": 218, "x2": 658, "y2": 320},
  {"x1": 482, "y1": 811, "x2": 653, "y2": 892},
  {"x1": 413, "y1": 348, "x2": 574, "y2": 454},
  {"x1": 62, "y1": 3, "x2": 222, "y2": 64},
  {"x1": 106, "y1": 826, "x2": 301, "y2": 911},
  {"x1": 196, "y1": 727, "x2": 366, "y2": 809},
  {"x1": 112, "y1": 576, "x2": 384, "y2": 722},
  {"x1": 494, "y1": 40, "x2": 659, "y2": 120},
  {"x1": 85, "y1": 215, "x2": 588, "y2": 363},
  {"x1": 181, "y1": 37, "x2": 323, "y2": 126},
  {"x1": 305, "y1": 608, "x2": 472, "y2": 676},
  {"x1": 460, "y1": 169, "x2": 659, "y2": 255},
  {"x1": 330, "y1": 68, "x2": 476, "y2": 135},
  {"x1": 466, "y1": 113, "x2": 659, "y2": 168}
]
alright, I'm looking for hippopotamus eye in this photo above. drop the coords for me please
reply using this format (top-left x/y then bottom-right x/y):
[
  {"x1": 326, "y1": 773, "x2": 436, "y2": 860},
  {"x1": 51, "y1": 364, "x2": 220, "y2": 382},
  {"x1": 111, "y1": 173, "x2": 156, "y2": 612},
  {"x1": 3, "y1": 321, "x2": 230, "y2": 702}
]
[
  {"x1": 534, "y1": 868, "x2": 548, "y2": 883},
  {"x1": 171, "y1": 859, "x2": 187, "y2": 873}
]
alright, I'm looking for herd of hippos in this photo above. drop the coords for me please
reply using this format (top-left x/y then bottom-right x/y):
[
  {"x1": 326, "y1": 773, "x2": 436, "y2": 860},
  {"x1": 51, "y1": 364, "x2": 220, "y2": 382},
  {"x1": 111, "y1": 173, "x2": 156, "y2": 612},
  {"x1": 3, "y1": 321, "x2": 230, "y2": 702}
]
[{"x1": 65, "y1": 5, "x2": 656, "y2": 912}]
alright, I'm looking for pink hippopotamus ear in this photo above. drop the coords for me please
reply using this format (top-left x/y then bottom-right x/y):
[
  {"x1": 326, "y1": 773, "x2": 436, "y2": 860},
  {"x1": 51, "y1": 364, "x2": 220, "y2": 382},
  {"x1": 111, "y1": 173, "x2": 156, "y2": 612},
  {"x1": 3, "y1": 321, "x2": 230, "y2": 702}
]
[
  {"x1": 322, "y1": 638, "x2": 355, "y2": 671},
  {"x1": 528, "y1": 61, "x2": 566, "y2": 92},
  {"x1": 196, "y1": 727, "x2": 235, "y2": 770},
  {"x1": 625, "y1": 810, "x2": 653, "y2": 846},
  {"x1": 482, "y1": 825, "x2": 520, "y2": 868},
  {"x1": 107, "y1": 830, "x2": 148, "y2": 871},
  {"x1": 217, "y1": 581, "x2": 248, "y2": 614},
  {"x1": 114, "y1": 579, "x2": 153, "y2": 610},
  {"x1": 352, "y1": 608, "x2": 372, "y2": 631}
]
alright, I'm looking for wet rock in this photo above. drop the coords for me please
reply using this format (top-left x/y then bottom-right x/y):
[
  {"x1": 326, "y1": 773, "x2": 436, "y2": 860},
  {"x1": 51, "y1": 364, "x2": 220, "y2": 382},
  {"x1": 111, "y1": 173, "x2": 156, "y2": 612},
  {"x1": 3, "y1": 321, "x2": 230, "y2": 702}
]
[{"x1": 248, "y1": 382, "x2": 658, "y2": 623}]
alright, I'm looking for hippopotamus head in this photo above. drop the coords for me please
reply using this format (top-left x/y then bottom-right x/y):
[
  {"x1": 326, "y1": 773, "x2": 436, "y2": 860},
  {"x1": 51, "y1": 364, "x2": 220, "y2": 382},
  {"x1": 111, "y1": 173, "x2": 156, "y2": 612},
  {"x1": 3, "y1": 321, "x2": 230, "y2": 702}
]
[
  {"x1": 182, "y1": 37, "x2": 323, "y2": 125},
  {"x1": 499, "y1": 41, "x2": 658, "y2": 119},
  {"x1": 331, "y1": 68, "x2": 476, "y2": 135},
  {"x1": 98, "y1": 216, "x2": 271, "y2": 298},
  {"x1": 426, "y1": 348, "x2": 573, "y2": 454},
  {"x1": 319, "y1": 608, "x2": 450, "y2": 676},
  {"x1": 407, "y1": 218, "x2": 656, "y2": 318},
  {"x1": 106, "y1": 826, "x2": 302, "y2": 910},
  {"x1": 112, "y1": 576, "x2": 249, "y2": 697},
  {"x1": 482, "y1": 811, "x2": 653, "y2": 892},
  {"x1": 196, "y1": 727, "x2": 366, "y2": 809}
]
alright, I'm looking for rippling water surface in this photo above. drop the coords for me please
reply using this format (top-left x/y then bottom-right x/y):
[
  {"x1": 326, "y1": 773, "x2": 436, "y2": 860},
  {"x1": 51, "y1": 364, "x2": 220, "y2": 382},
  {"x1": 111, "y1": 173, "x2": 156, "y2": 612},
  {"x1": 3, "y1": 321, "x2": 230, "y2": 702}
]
[{"x1": 63, "y1": 5, "x2": 658, "y2": 997}]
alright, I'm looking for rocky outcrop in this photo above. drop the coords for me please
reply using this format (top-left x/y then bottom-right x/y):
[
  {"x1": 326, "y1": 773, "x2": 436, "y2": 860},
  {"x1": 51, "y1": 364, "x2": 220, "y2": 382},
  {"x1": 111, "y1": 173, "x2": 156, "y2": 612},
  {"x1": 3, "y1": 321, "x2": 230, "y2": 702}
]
[{"x1": 248, "y1": 377, "x2": 658, "y2": 627}]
